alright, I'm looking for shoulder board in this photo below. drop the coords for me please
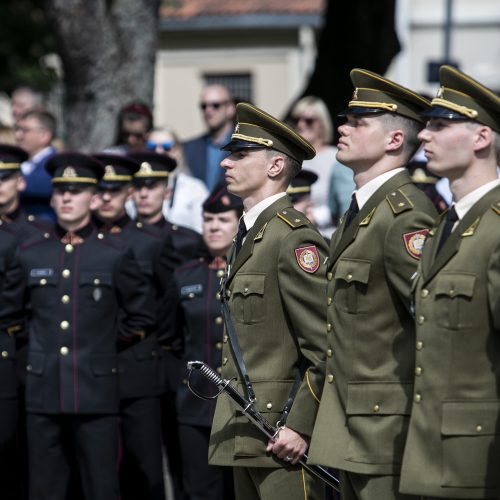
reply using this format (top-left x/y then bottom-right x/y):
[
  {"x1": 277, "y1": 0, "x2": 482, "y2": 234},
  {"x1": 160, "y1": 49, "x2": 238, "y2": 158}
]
[
  {"x1": 386, "y1": 189, "x2": 414, "y2": 215},
  {"x1": 96, "y1": 232, "x2": 127, "y2": 250},
  {"x1": 276, "y1": 208, "x2": 308, "y2": 229},
  {"x1": 176, "y1": 257, "x2": 206, "y2": 274},
  {"x1": 20, "y1": 230, "x2": 53, "y2": 250},
  {"x1": 491, "y1": 200, "x2": 500, "y2": 216}
]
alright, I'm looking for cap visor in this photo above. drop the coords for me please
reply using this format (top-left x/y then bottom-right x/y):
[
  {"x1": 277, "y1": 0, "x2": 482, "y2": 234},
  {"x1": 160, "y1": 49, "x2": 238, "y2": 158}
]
[
  {"x1": 338, "y1": 107, "x2": 387, "y2": 117},
  {"x1": 420, "y1": 106, "x2": 469, "y2": 120},
  {"x1": 221, "y1": 139, "x2": 268, "y2": 152}
]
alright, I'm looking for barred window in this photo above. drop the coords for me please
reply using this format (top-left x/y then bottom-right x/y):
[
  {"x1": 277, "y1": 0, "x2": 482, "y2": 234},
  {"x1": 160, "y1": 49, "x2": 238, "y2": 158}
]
[{"x1": 204, "y1": 73, "x2": 253, "y2": 104}]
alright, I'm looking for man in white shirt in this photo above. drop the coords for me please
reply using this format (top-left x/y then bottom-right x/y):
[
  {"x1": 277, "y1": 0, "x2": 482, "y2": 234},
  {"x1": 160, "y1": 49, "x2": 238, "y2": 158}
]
[
  {"x1": 399, "y1": 66, "x2": 500, "y2": 499},
  {"x1": 307, "y1": 69, "x2": 437, "y2": 500}
]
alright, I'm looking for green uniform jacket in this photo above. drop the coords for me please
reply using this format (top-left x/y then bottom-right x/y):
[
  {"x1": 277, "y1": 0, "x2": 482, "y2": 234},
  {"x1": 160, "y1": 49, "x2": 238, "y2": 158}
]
[
  {"x1": 308, "y1": 170, "x2": 437, "y2": 475},
  {"x1": 208, "y1": 196, "x2": 329, "y2": 468},
  {"x1": 400, "y1": 185, "x2": 500, "y2": 498}
]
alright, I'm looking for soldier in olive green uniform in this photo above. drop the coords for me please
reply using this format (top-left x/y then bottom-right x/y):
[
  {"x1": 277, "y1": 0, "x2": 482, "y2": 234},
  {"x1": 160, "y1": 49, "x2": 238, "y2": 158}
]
[
  {"x1": 208, "y1": 103, "x2": 328, "y2": 500},
  {"x1": 399, "y1": 67, "x2": 500, "y2": 499},
  {"x1": 307, "y1": 69, "x2": 438, "y2": 500}
]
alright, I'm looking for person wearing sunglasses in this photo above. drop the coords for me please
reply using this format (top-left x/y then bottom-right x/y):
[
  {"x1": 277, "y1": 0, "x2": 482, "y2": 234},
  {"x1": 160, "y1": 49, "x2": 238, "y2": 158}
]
[
  {"x1": 291, "y1": 96, "x2": 354, "y2": 238},
  {"x1": 183, "y1": 84, "x2": 236, "y2": 191},
  {"x1": 145, "y1": 127, "x2": 208, "y2": 233}
]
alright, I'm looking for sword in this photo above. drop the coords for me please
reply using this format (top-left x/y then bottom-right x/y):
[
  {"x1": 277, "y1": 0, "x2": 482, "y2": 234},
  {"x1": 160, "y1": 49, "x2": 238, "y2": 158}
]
[{"x1": 187, "y1": 360, "x2": 340, "y2": 493}]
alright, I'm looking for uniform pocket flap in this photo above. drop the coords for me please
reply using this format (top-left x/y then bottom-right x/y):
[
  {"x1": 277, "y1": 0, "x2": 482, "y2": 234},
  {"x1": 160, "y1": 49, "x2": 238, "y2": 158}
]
[
  {"x1": 28, "y1": 270, "x2": 57, "y2": 286},
  {"x1": 91, "y1": 353, "x2": 118, "y2": 376},
  {"x1": 435, "y1": 272, "x2": 476, "y2": 298},
  {"x1": 346, "y1": 382, "x2": 412, "y2": 415},
  {"x1": 80, "y1": 271, "x2": 112, "y2": 286},
  {"x1": 236, "y1": 380, "x2": 294, "y2": 413},
  {"x1": 335, "y1": 259, "x2": 371, "y2": 284},
  {"x1": 232, "y1": 273, "x2": 266, "y2": 296},
  {"x1": 441, "y1": 401, "x2": 500, "y2": 436},
  {"x1": 28, "y1": 351, "x2": 45, "y2": 375}
]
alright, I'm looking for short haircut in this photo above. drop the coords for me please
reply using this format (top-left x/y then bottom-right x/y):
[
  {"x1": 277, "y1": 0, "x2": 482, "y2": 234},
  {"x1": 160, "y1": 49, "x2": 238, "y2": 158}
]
[
  {"x1": 377, "y1": 113, "x2": 424, "y2": 162},
  {"x1": 12, "y1": 86, "x2": 44, "y2": 108},
  {"x1": 21, "y1": 109, "x2": 57, "y2": 138},
  {"x1": 265, "y1": 148, "x2": 301, "y2": 186},
  {"x1": 291, "y1": 96, "x2": 333, "y2": 144}
]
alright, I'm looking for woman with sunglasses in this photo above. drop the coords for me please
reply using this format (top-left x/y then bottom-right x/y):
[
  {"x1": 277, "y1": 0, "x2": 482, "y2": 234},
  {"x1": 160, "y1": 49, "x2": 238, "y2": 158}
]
[{"x1": 291, "y1": 96, "x2": 354, "y2": 237}]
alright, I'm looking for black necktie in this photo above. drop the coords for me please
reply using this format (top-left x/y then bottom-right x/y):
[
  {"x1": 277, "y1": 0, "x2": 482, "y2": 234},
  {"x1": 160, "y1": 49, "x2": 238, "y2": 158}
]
[
  {"x1": 235, "y1": 218, "x2": 248, "y2": 255},
  {"x1": 437, "y1": 205, "x2": 458, "y2": 254},
  {"x1": 343, "y1": 194, "x2": 359, "y2": 228}
]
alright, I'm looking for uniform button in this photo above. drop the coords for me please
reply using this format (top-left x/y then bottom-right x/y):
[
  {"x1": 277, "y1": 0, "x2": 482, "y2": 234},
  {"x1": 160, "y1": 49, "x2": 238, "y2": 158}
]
[
  {"x1": 373, "y1": 404, "x2": 380, "y2": 413},
  {"x1": 266, "y1": 402, "x2": 273, "y2": 410},
  {"x1": 327, "y1": 374, "x2": 334, "y2": 383},
  {"x1": 415, "y1": 366, "x2": 423, "y2": 376},
  {"x1": 172, "y1": 224, "x2": 178, "y2": 230},
  {"x1": 1, "y1": 351, "x2": 8, "y2": 358},
  {"x1": 414, "y1": 393, "x2": 422, "y2": 403},
  {"x1": 282, "y1": 210, "x2": 287, "y2": 215},
  {"x1": 60, "y1": 321, "x2": 70, "y2": 330},
  {"x1": 94, "y1": 278, "x2": 101, "y2": 285},
  {"x1": 327, "y1": 323, "x2": 332, "y2": 332},
  {"x1": 416, "y1": 340, "x2": 424, "y2": 351},
  {"x1": 216, "y1": 367, "x2": 222, "y2": 374},
  {"x1": 417, "y1": 315, "x2": 425, "y2": 325},
  {"x1": 346, "y1": 273, "x2": 353, "y2": 281},
  {"x1": 136, "y1": 222, "x2": 143, "y2": 228},
  {"x1": 420, "y1": 289, "x2": 429, "y2": 298},
  {"x1": 327, "y1": 272, "x2": 333, "y2": 281},
  {"x1": 326, "y1": 348, "x2": 333, "y2": 357},
  {"x1": 449, "y1": 288, "x2": 455, "y2": 296},
  {"x1": 222, "y1": 357, "x2": 228, "y2": 366},
  {"x1": 215, "y1": 316, "x2": 223, "y2": 325},
  {"x1": 182, "y1": 378, "x2": 188, "y2": 385},
  {"x1": 327, "y1": 297, "x2": 332, "y2": 305},
  {"x1": 40, "y1": 278, "x2": 47, "y2": 285},
  {"x1": 26, "y1": 364, "x2": 32, "y2": 372},
  {"x1": 223, "y1": 335, "x2": 228, "y2": 343},
  {"x1": 216, "y1": 292, "x2": 221, "y2": 301},
  {"x1": 215, "y1": 342, "x2": 222, "y2": 350},
  {"x1": 65, "y1": 244, "x2": 74, "y2": 253},
  {"x1": 226, "y1": 290, "x2": 231, "y2": 297},
  {"x1": 188, "y1": 292, "x2": 195, "y2": 299},
  {"x1": 60, "y1": 346, "x2": 69, "y2": 356},
  {"x1": 244, "y1": 287, "x2": 249, "y2": 294},
  {"x1": 216, "y1": 270, "x2": 225, "y2": 278},
  {"x1": 97, "y1": 233, "x2": 104, "y2": 239},
  {"x1": 28, "y1": 214, "x2": 35, "y2": 222},
  {"x1": 111, "y1": 367, "x2": 117, "y2": 374},
  {"x1": 476, "y1": 425, "x2": 483, "y2": 433},
  {"x1": 44, "y1": 232, "x2": 50, "y2": 239},
  {"x1": 62, "y1": 269, "x2": 71, "y2": 278},
  {"x1": 61, "y1": 295, "x2": 70, "y2": 304}
]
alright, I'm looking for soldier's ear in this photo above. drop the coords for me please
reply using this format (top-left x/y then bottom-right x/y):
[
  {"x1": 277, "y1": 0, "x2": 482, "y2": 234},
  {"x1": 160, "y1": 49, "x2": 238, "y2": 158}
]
[
  {"x1": 386, "y1": 129, "x2": 405, "y2": 153},
  {"x1": 267, "y1": 154, "x2": 285, "y2": 179},
  {"x1": 16, "y1": 174, "x2": 26, "y2": 193}
]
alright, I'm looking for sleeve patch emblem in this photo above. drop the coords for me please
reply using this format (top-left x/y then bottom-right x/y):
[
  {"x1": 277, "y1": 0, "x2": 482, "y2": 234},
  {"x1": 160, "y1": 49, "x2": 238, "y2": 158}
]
[
  {"x1": 295, "y1": 245, "x2": 320, "y2": 273},
  {"x1": 403, "y1": 229, "x2": 429, "y2": 260}
]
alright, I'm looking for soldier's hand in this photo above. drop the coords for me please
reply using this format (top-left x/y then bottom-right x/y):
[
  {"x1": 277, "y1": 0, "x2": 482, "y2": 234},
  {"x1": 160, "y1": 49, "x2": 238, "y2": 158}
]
[{"x1": 266, "y1": 426, "x2": 308, "y2": 465}]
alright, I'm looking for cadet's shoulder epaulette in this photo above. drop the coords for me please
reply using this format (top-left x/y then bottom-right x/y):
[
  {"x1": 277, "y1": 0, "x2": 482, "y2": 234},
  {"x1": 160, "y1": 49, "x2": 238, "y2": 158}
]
[
  {"x1": 176, "y1": 257, "x2": 205, "y2": 275},
  {"x1": 491, "y1": 200, "x2": 500, "y2": 216},
  {"x1": 386, "y1": 189, "x2": 414, "y2": 215},
  {"x1": 276, "y1": 208, "x2": 308, "y2": 229},
  {"x1": 95, "y1": 231, "x2": 126, "y2": 250},
  {"x1": 134, "y1": 221, "x2": 159, "y2": 238},
  {"x1": 20, "y1": 230, "x2": 53, "y2": 250}
]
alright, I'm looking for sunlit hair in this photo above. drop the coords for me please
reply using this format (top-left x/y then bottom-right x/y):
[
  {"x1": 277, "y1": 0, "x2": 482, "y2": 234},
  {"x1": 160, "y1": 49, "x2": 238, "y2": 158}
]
[
  {"x1": 377, "y1": 113, "x2": 424, "y2": 163},
  {"x1": 291, "y1": 96, "x2": 333, "y2": 144}
]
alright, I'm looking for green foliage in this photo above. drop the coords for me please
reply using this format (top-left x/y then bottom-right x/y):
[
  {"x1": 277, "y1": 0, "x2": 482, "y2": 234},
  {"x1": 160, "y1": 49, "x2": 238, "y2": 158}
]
[{"x1": 0, "y1": 0, "x2": 57, "y2": 94}]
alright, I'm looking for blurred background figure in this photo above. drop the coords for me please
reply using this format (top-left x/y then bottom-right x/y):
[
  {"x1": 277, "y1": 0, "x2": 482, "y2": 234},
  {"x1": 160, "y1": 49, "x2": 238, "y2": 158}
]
[
  {"x1": 0, "y1": 93, "x2": 15, "y2": 144},
  {"x1": 287, "y1": 169, "x2": 318, "y2": 226},
  {"x1": 10, "y1": 86, "x2": 44, "y2": 124},
  {"x1": 183, "y1": 84, "x2": 235, "y2": 191},
  {"x1": 147, "y1": 126, "x2": 208, "y2": 233},
  {"x1": 290, "y1": 96, "x2": 354, "y2": 237},
  {"x1": 173, "y1": 182, "x2": 238, "y2": 500},
  {"x1": 15, "y1": 109, "x2": 58, "y2": 221},
  {"x1": 110, "y1": 101, "x2": 153, "y2": 153}
]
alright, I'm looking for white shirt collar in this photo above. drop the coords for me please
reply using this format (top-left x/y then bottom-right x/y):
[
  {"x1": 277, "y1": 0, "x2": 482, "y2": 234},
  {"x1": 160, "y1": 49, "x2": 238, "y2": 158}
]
[
  {"x1": 453, "y1": 179, "x2": 500, "y2": 221},
  {"x1": 243, "y1": 192, "x2": 287, "y2": 231},
  {"x1": 354, "y1": 168, "x2": 405, "y2": 210}
]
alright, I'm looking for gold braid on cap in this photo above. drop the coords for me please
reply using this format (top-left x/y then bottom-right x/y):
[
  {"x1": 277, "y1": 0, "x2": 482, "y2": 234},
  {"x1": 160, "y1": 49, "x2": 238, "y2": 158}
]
[
  {"x1": 231, "y1": 133, "x2": 274, "y2": 147},
  {"x1": 103, "y1": 174, "x2": 132, "y2": 181},
  {"x1": 348, "y1": 101, "x2": 398, "y2": 112},
  {"x1": 52, "y1": 177, "x2": 97, "y2": 184},
  {"x1": 287, "y1": 186, "x2": 311, "y2": 194},
  {"x1": 0, "y1": 162, "x2": 20, "y2": 170},
  {"x1": 430, "y1": 98, "x2": 479, "y2": 119}
]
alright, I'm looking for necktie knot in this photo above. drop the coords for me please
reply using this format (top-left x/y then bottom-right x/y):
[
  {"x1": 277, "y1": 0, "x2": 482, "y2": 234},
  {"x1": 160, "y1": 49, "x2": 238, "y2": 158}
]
[{"x1": 235, "y1": 218, "x2": 248, "y2": 254}]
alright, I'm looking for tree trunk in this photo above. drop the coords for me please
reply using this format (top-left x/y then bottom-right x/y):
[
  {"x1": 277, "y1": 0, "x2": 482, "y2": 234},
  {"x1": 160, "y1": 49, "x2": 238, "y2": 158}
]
[
  {"x1": 300, "y1": 0, "x2": 400, "y2": 141},
  {"x1": 44, "y1": 0, "x2": 159, "y2": 151}
]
